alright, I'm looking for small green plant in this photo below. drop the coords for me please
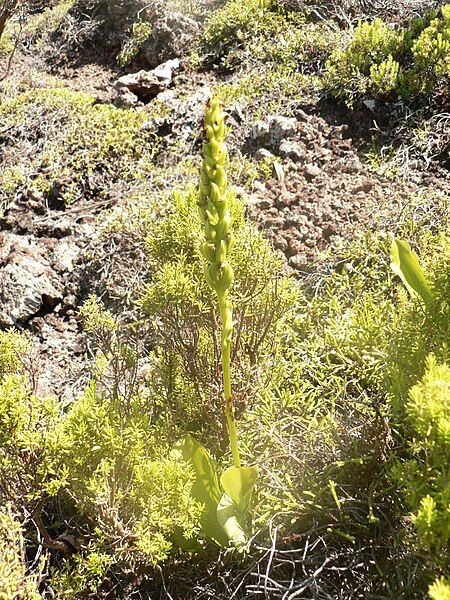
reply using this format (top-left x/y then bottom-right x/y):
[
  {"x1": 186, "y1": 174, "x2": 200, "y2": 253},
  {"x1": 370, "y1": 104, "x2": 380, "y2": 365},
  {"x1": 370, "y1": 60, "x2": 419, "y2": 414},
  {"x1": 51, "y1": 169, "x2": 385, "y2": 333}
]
[
  {"x1": 412, "y1": 5, "x2": 450, "y2": 87},
  {"x1": 391, "y1": 355, "x2": 450, "y2": 555},
  {"x1": 117, "y1": 20, "x2": 153, "y2": 66},
  {"x1": 324, "y1": 7, "x2": 450, "y2": 103},
  {"x1": 174, "y1": 97, "x2": 259, "y2": 549},
  {"x1": 369, "y1": 54, "x2": 401, "y2": 95},
  {"x1": 0, "y1": 504, "x2": 42, "y2": 600},
  {"x1": 429, "y1": 577, "x2": 450, "y2": 600},
  {"x1": 325, "y1": 19, "x2": 403, "y2": 104}
]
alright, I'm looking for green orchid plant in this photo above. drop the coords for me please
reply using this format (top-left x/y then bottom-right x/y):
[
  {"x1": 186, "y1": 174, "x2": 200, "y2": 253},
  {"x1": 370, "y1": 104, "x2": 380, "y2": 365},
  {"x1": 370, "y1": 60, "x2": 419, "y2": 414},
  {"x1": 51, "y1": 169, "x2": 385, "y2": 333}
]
[{"x1": 174, "y1": 96, "x2": 258, "y2": 550}]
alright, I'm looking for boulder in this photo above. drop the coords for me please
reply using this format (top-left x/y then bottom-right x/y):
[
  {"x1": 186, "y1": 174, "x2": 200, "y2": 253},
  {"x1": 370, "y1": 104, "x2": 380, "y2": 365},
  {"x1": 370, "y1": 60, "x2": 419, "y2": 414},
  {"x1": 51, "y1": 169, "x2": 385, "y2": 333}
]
[
  {"x1": 0, "y1": 233, "x2": 64, "y2": 326},
  {"x1": 143, "y1": 12, "x2": 200, "y2": 67},
  {"x1": 251, "y1": 116, "x2": 297, "y2": 151},
  {"x1": 115, "y1": 59, "x2": 180, "y2": 100}
]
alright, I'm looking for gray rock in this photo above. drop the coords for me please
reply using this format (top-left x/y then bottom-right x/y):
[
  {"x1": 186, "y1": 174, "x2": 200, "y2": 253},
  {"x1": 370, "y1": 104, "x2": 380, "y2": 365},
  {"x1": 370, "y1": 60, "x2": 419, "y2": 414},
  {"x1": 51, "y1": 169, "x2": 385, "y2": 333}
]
[
  {"x1": 304, "y1": 163, "x2": 321, "y2": 181},
  {"x1": 0, "y1": 233, "x2": 63, "y2": 326},
  {"x1": 255, "y1": 148, "x2": 275, "y2": 161},
  {"x1": 279, "y1": 140, "x2": 304, "y2": 162},
  {"x1": 115, "y1": 59, "x2": 180, "y2": 100},
  {"x1": 143, "y1": 12, "x2": 200, "y2": 67},
  {"x1": 114, "y1": 86, "x2": 140, "y2": 108},
  {"x1": 251, "y1": 115, "x2": 297, "y2": 150}
]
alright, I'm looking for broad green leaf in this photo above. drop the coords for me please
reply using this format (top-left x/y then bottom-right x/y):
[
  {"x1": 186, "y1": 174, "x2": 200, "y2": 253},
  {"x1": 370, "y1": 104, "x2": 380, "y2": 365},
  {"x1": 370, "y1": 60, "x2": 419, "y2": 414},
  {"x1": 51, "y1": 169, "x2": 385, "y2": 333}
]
[
  {"x1": 172, "y1": 434, "x2": 227, "y2": 545},
  {"x1": 217, "y1": 493, "x2": 247, "y2": 550},
  {"x1": 173, "y1": 433, "x2": 221, "y2": 507},
  {"x1": 390, "y1": 239, "x2": 434, "y2": 306},
  {"x1": 220, "y1": 465, "x2": 259, "y2": 515}
]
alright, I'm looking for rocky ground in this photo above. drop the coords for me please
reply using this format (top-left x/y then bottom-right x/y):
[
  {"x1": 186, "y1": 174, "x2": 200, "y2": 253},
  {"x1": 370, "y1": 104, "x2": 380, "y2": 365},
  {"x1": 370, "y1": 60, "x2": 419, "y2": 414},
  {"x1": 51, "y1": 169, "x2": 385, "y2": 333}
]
[{"x1": 0, "y1": 5, "x2": 448, "y2": 402}]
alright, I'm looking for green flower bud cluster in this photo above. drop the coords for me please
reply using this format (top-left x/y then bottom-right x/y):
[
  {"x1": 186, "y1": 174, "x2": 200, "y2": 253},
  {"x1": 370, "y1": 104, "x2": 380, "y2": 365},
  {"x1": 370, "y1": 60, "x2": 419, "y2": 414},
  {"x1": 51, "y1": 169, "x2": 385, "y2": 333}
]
[
  {"x1": 198, "y1": 95, "x2": 240, "y2": 468},
  {"x1": 199, "y1": 96, "x2": 235, "y2": 297}
]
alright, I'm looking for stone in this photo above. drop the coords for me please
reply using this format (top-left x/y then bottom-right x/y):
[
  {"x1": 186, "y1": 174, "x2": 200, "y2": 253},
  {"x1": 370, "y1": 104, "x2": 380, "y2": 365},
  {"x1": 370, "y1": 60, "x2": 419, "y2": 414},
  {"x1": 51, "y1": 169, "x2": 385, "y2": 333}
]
[
  {"x1": 279, "y1": 140, "x2": 304, "y2": 161},
  {"x1": 255, "y1": 148, "x2": 275, "y2": 161},
  {"x1": 115, "y1": 59, "x2": 180, "y2": 100},
  {"x1": 0, "y1": 233, "x2": 63, "y2": 326},
  {"x1": 143, "y1": 13, "x2": 200, "y2": 67},
  {"x1": 114, "y1": 86, "x2": 139, "y2": 109},
  {"x1": 251, "y1": 115, "x2": 297, "y2": 151},
  {"x1": 303, "y1": 163, "x2": 321, "y2": 181}
]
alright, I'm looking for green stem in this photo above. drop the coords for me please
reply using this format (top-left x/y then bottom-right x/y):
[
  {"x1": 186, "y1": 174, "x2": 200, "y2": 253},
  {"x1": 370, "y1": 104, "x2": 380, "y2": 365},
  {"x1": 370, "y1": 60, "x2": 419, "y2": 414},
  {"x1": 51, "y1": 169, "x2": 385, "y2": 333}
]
[{"x1": 219, "y1": 293, "x2": 241, "y2": 468}]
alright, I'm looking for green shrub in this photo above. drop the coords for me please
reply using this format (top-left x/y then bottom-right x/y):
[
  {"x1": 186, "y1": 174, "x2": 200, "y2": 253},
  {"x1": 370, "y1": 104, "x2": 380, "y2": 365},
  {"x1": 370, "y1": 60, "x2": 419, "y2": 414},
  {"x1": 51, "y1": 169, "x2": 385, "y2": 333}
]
[
  {"x1": 429, "y1": 578, "x2": 450, "y2": 600},
  {"x1": 140, "y1": 186, "x2": 296, "y2": 446},
  {"x1": 22, "y1": 0, "x2": 75, "y2": 49},
  {"x1": 0, "y1": 88, "x2": 159, "y2": 208},
  {"x1": 0, "y1": 330, "x2": 30, "y2": 378},
  {"x1": 117, "y1": 20, "x2": 153, "y2": 66},
  {"x1": 369, "y1": 54, "x2": 401, "y2": 95},
  {"x1": 0, "y1": 505, "x2": 41, "y2": 600},
  {"x1": 0, "y1": 330, "x2": 61, "y2": 510},
  {"x1": 392, "y1": 355, "x2": 450, "y2": 556},
  {"x1": 325, "y1": 7, "x2": 450, "y2": 103},
  {"x1": 325, "y1": 19, "x2": 403, "y2": 103},
  {"x1": 201, "y1": 0, "x2": 281, "y2": 65},
  {"x1": 411, "y1": 5, "x2": 450, "y2": 90}
]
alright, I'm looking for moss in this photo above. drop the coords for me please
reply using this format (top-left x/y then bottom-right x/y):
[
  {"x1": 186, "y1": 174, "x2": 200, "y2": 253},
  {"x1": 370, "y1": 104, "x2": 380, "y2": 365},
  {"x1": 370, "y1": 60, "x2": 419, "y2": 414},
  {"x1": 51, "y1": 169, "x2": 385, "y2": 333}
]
[{"x1": 0, "y1": 88, "x2": 159, "y2": 208}]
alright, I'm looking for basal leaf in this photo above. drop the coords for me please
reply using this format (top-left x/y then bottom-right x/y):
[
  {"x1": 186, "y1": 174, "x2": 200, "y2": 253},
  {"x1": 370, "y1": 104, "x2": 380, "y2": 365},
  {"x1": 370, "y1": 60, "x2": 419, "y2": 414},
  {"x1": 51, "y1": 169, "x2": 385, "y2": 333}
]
[
  {"x1": 217, "y1": 493, "x2": 247, "y2": 550},
  {"x1": 173, "y1": 433, "x2": 222, "y2": 507},
  {"x1": 390, "y1": 239, "x2": 434, "y2": 307},
  {"x1": 220, "y1": 465, "x2": 259, "y2": 515},
  {"x1": 172, "y1": 434, "x2": 227, "y2": 545}
]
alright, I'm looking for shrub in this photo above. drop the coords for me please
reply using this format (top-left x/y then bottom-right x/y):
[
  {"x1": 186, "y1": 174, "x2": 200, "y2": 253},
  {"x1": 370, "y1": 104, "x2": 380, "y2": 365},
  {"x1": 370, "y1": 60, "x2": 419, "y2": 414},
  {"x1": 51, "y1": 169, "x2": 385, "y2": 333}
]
[
  {"x1": 0, "y1": 88, "x2": 159, "y2": 208},
  {"x1": 392, "y1": 356, "x2": 450, "y2": 556},
  {"x1": 0, "y1": 505, "x2": 41, "y2": 600},
  {"x1": 324, "y1": 6, "x2": 450, "y2": 103},
  {"x1": 117, "y1": 20, "x2": 153, "y2": 66},
  {"x1": 324, "y1": 19, "x2": 403, "y2": 104},
  {"x1": 56, "y1": 381, "x2": 202, "y2": 561},
  {"x1": 411, "y1": 5, "x2": 450, "y2": 90},
  {"x1": 0, "y1": 331, "x2": 60, "y2": 510},
  {"x1": 140, "y1": 186, "x2": 296, "y2": 447}
]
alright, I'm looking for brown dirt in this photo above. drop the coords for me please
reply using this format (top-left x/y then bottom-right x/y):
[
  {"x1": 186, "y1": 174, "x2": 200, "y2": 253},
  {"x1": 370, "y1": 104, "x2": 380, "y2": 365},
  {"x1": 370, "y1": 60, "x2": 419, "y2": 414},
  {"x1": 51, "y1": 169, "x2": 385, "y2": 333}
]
[{"x1": 246, "y1": 109, "x2": 449, "y2": 274}]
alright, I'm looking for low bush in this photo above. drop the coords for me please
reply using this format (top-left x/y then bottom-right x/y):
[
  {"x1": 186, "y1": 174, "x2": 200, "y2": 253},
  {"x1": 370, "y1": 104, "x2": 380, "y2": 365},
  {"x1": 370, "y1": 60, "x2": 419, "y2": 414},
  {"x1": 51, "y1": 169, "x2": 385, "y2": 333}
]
[
  {"x1": 201, "y1": 0, "x2": 337, "y2": 106},
  {"x1": 0, "y1": 504, "x2": 42, "y2": 600},
  {"x1": 324, "y1": 6, "x2": 450, "y2": 104},
  {"x1": 0, "y1": 88, "x2": 159, "y2": 208},
  {"x1": 392, "y1": 356, "x2": 450, "y2": 555}
]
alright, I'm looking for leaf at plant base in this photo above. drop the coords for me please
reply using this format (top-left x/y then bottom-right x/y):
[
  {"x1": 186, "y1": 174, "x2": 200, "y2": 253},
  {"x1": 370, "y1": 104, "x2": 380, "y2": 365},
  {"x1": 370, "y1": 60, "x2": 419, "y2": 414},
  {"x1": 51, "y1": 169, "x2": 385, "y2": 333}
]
[
  {"x1": 217, "y1": 493, "x2": 247, "y2": 550},
  {"x1": 390, "y1": 239, "x2": 434, "y2": 306},
  {"x1": 172, "y1": 434, "x2": 227, "y2": 545},
  {"x1": 220, "y1": 465, "x2": 259, "y2": 515},
  {"x1": 172, "y1": 433, "x2": 222, "y2": 507}
]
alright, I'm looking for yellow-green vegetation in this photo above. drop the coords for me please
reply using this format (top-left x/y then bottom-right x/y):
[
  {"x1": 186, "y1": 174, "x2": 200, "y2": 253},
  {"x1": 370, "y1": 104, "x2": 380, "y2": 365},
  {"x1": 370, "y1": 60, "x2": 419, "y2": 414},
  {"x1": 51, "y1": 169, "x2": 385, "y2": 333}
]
[
  {"x1": 0, "y1": 88, "x2": 159, "y2": 207},
  {"x1": 0, "y1": 29, "x2": 14, "y2": 57},
  {"x1": 201, "y1": 0, "x2": 337, "y2": 105},
  {"x1": 0, "y1": 505, "x2": 41, "y2": 600},
  {"x1": 21, "y1": 0, "x2": 75, "y2": 49},
  {"x1": 325, "y1": 5, "x2": 450, "y2": 104},
  {"x1": 0, "y1": 187, "x2": 448, "y2": 595},
  {"x1": 393, "y1": 356, "x2": 449, "y2": 552},
  {"x1": 117, "y1": 20, "x2": 153, "y2": 66},
  {"x1": 430, "y1": 578, "x2": 450, "y2": 600}
]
